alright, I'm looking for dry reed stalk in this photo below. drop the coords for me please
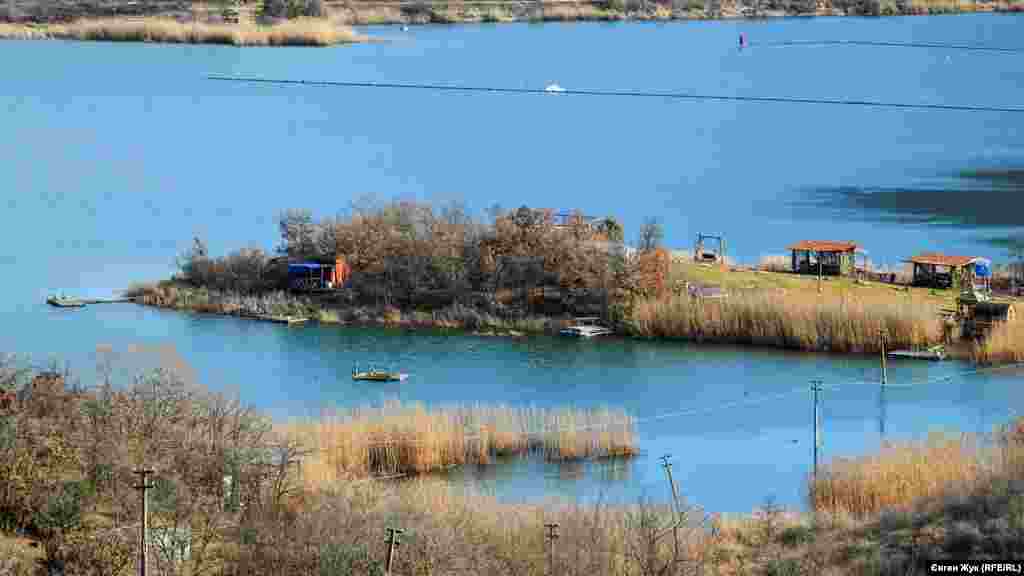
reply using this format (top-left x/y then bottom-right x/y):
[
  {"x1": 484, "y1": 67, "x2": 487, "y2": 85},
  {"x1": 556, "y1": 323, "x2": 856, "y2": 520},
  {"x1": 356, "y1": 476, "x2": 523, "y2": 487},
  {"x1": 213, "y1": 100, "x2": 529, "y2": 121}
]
[
  {"x1": 631, "y1": 290, "x2": 941, "y2": 353},
  {"x1": 280, "y1": 401, "x2": 637, "y2": 490},
  {"x1": 807, "y1": 432, "x2": 1019, "y2": 517},
  {"x1": 1, "y1": 17, "x2": 364, "y2": 46},
  {"x1": 972, "y1": 319, "x2": 1024, "y2": 365}
]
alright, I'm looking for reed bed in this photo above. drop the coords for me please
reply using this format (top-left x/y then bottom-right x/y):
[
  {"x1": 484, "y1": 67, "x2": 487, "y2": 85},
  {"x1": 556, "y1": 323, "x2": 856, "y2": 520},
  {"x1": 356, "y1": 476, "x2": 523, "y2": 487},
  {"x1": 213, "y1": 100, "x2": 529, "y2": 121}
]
[
  {"x1": 0, "y1": 18, "x2": 364, "y2": 46},
  {"x1": 630, "y1": 290, "x2": 942, "y2": 353},
  {"x1": 279, "y1": 400, "x2": 636, "y2": 490},
  {"x1": 972, "y1": 318, "x2": 1024, "y2": 365},
  {"x1": 810, "y1": 422, "x2": 1024, "y2": 518}
]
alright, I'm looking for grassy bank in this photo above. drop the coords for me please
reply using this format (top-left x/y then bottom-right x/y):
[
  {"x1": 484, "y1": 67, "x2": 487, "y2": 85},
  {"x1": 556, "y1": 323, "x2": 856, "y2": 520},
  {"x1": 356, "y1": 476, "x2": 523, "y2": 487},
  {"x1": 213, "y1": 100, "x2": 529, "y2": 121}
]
[
  {"x1": 630, "y1": 290, "x2": 944, "y2": 353},
  {"x1": 4, "y1": 354, "x2": 1024, "y2": 574},
  {"x1": 280, "y1": 401, "x2": 637, "y2": 488},
  {"x1": 0, "y1": 17, "x2": 365, "y2": 45}
]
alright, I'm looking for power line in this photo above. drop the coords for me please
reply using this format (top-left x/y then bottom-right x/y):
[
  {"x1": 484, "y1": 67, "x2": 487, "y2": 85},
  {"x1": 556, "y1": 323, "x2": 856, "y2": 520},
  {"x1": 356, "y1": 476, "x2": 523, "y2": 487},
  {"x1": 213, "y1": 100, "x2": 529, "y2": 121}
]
[
  {"x1": 749, "y1": 39, "x2": 1024, "y2": 54},
  {"x1": 206, "y1": 74, "x2": 1024, "y2": 114}
]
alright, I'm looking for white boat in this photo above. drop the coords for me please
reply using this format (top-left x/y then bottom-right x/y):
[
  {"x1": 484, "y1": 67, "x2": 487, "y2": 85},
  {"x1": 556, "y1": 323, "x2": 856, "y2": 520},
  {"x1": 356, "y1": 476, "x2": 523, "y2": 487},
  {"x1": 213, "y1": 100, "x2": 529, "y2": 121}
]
[
  {"x1": 544, "y1": 83, "x2": 565, "y2": 93},
  {"x1": 561, "y1": 317, "x2": 613, "y2": 338},
  {"x1": 887, "y1": 346, "x2": 946, "y2": 361}
]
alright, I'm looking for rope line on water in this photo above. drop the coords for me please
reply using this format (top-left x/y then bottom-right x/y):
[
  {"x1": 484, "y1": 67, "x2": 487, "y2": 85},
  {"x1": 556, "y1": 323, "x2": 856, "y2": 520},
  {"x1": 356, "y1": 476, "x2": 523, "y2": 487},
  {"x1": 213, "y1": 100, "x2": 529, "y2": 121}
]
[
  {"x1": 206, "y1": 74, "x2": 1024, "y2": 114},
  {"x1": 749, "y1": 39, "x2": 1024, "y2": 54}
]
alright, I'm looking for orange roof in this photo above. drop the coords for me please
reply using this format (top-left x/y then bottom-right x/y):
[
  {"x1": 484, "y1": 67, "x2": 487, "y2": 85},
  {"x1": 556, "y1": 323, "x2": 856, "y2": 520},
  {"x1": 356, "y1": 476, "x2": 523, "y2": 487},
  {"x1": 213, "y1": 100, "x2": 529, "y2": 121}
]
[
  {"x1": 906, "y1": 253, "x2": 979, "y2": 267},
  {"x1": 787, "y1": 240, "x2": 859, "y2": 252}
]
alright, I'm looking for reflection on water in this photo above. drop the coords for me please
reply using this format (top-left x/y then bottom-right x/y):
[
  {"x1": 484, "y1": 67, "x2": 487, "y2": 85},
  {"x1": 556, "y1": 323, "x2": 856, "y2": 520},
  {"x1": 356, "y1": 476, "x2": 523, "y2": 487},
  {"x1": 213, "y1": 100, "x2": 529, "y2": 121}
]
[{"x1": 793, "y1": 167, "x2": 1024, "y2": 242}]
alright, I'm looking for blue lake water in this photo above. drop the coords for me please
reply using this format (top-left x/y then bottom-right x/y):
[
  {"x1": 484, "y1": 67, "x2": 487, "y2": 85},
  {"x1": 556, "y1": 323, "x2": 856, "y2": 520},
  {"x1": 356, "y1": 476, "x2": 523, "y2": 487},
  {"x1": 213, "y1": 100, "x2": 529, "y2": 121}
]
[{"x1": 2, "y1": 13, "x2": 1023, "y2": 513}]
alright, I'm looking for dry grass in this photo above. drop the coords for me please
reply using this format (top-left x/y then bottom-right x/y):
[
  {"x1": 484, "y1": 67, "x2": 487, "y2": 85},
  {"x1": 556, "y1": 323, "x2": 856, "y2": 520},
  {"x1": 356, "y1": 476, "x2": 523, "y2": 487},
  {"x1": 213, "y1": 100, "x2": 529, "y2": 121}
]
[
  {"x1": 329, "y1": 4, "x2": 404, "y2": 25},
  {"x1": 972, "y1": 318, "x2": 1024, "y2": 365},
  {"x1": 279, "y1": 400, "x2": 636, "y2": 489},
  {"x1": 630, "y1": 289, "x2": 942, "y2": 354},
  {"x1": 757, "y1": 254, "x2": 791, "y2": 273},
  {"x1": 0, "y1": 17, "x2": 365, "y2": 46},
  {"x1": 810, "y1": 420, "x2": 1024, "y2": 518}
]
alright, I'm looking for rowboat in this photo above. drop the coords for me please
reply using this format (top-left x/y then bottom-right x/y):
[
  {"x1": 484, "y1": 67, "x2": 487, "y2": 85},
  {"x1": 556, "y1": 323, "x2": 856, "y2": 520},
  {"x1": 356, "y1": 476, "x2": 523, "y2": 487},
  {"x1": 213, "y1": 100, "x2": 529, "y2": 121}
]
[
  {"x1": 352, "y1": 363, "x2": 408, "y2": 382},
  {"x1": 46, "y1": 296, "x2": 86, "y2": 308},
  {"x1": 887, "y1": 345, "x2": 946, "y2": 361}
]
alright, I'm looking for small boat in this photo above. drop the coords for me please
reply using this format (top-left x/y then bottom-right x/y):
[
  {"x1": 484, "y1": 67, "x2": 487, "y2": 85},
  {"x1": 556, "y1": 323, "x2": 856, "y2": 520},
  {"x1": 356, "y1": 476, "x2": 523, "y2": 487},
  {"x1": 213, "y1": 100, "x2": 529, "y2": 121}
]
[
  {"x1": 887, "y1": 345, "x2": 946, "y2": 361},
  {"x1": 46, "y1": 295, "x2": 86, "y2": 308},
  {"x1": 560, "y1": 317, "x2": 613, "y2": 338},
  {"x1": 248, "y1": 315, "x2": 309, "y2": 325},
  {"x1": 352, "y1": 363, "x2": 408, "y2": 382},
  {"x1": 544, "y1": 83, "x2": 565, "y2": 93}
]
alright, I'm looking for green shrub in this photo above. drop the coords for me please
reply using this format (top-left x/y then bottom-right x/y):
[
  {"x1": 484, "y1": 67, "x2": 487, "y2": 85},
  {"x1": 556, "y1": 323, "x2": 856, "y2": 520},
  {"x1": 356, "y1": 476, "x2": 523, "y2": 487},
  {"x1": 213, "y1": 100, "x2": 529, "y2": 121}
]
[{"x1": 779, "y1": 524, "x2": 815, "y2": 548}]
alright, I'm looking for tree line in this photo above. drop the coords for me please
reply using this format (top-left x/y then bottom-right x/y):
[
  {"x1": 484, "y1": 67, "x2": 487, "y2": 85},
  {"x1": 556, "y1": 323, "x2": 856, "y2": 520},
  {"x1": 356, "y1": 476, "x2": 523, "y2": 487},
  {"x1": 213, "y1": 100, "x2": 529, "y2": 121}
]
[{"x1": 176, "y1": 198, "x2": 670, "y2": 321}]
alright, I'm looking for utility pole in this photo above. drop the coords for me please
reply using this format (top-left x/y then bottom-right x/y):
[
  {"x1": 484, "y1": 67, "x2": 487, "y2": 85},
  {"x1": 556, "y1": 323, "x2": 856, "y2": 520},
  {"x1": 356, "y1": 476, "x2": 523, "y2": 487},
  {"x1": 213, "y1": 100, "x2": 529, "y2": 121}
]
[
  {"x1": 810, "y1": 381, "x2": 823, "y2": 480},
  {"x1": 544, "y1": 523, "x2": 559, "y2": 576},
  {"x1": 659, "y1": 454, "x2": 681, "y2": 561},
  {"x1": 658, "y1": 454, "x2": 681, "y2": 516},
  {"x1": 817, "y1": 251, "x2": 823, "y2": 294},
  {"x1": 880, "y1": 328, "x2": 888, "y2": 387},
  {"x1": 384, "y1": 527, "x2": 404, "y2": 576},
  {"x1": 133, "y1": 468, "x2": 155, "y2": 576}
]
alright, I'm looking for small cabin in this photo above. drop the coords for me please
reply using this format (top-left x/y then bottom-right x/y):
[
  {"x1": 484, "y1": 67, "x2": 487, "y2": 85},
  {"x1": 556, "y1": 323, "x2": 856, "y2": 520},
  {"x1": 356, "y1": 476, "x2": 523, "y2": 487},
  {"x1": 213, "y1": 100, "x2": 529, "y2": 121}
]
[
  {"x1": 787, "y1": 241, "x2": 859, "y2": 277},
  {"x1": 287, "y1": 256, "x2": 350, "y2": 291},
  {"x1": 906, "y1": 254, "x2": 990, "y2": 291}
]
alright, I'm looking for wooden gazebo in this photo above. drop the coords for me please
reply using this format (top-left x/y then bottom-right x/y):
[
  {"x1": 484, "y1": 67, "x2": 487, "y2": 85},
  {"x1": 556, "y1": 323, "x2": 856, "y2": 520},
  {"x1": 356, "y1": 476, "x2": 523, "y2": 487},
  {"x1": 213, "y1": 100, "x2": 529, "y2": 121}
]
[
  {"x1": 905, "y1": 253, "x2": 989, "y2": 291},
  {"x1": 787, "y1": 241, "x2": 860, "y2": 277}
]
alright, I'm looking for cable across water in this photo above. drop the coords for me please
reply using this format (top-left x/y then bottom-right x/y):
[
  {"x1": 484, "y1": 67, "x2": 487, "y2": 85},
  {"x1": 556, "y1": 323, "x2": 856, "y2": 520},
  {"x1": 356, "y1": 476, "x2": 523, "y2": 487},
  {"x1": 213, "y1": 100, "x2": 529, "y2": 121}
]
[{"x1": 206, "y1": 74, "x2": 1024, "y2": 114}]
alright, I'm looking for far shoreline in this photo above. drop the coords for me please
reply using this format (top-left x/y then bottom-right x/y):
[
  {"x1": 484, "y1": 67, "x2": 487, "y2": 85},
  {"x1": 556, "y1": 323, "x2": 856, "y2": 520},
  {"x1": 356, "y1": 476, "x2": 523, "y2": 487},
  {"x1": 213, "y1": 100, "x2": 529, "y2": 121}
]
[{"x1": 1, "y1": 3, "x2": 1021, "y2": 46}]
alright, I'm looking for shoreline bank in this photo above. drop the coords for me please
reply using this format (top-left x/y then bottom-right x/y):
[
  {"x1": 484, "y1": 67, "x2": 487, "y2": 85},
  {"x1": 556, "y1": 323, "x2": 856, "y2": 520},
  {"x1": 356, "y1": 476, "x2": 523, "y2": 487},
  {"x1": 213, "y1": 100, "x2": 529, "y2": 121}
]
[
  {"x1": 0, "y1": 17, "x2": 367, "y2": 45},
  {"x1": 2, "y1": 3, "x2": 1021, "y2": 45},
  {"x1": 127, "y1": 279, "x2": 1002, "y2": 362}
]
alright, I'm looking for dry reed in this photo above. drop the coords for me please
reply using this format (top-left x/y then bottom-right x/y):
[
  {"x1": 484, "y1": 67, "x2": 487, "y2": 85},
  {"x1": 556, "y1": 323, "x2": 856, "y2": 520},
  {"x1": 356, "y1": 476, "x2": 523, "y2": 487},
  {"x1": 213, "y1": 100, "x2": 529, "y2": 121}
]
[
  {"x1": 809, "y1": 425, "x2": 1024, "y2": 517},
  {"x1": 280, "y1": 400, "x2": 636, "y2": 490},
  {"x1": 0, "y1": 18, "x2": 364, "y2": 46},
  {"x1": 972, "y1": 318, "x2": 1024, "y2": 365},
  {"x1": 630, "y1": 290, "x2": 942, "y2": 354}
]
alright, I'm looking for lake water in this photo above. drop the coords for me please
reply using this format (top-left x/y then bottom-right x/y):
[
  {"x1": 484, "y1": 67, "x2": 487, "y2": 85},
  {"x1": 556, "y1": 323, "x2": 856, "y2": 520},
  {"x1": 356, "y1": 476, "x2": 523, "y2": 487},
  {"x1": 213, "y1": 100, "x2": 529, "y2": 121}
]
[{"x1": 2, "y1": 13, "x2": 1023, "y2": 513}]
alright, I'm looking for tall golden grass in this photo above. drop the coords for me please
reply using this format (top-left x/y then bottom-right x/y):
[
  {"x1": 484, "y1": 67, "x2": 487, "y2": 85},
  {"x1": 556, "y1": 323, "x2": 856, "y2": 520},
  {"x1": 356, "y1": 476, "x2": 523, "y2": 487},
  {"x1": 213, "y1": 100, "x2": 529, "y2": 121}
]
[
  {"x1": 630, "y1": 290, "x2": 942, "y2": 354},
  {"x1": 972, "y1": 319, "x2": 1024, "y2": 366},
  {"x1": 280, "y1": 400, "x2": 636, "y2": 490},
  {"x1": 810, "y1": 423, "x2": 1024, "y2": 517},
  {"x1": 0, "y1": 18, "x2": 364, "y2": 46}
]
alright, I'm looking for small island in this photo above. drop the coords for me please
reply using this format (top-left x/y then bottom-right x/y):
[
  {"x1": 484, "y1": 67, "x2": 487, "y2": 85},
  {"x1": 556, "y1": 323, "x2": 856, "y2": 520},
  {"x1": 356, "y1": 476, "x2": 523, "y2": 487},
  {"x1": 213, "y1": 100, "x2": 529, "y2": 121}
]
[{"x1": 126, "y1": 199, "x2": 1023, "y2": 364}]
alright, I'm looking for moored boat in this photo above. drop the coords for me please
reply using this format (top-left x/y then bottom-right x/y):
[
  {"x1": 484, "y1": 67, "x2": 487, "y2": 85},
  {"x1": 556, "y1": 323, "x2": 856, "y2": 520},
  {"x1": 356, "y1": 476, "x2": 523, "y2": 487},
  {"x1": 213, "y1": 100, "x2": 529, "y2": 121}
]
[
  {"x1": 560, "y1": 317, "x2": 613, "y2": 338},
  {"x1": 352, "y1": 363, "x2": 408, "y2": 382},
  {"x1": 46, "y1": 295, "x2": 86, "y2": 308}
]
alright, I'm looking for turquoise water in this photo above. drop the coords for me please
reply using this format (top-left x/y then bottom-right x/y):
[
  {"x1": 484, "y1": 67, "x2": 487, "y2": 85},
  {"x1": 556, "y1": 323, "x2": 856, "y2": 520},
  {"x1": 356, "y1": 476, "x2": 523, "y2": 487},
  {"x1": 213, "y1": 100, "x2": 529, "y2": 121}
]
[{"x1": 2, "y1": 13, "x2": 1023, "y2": 512}]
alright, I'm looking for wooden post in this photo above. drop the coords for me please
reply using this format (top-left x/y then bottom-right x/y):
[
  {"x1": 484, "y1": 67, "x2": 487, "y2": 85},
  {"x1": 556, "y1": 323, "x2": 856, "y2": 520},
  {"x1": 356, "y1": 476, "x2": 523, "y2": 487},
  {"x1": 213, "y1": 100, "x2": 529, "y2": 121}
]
[
  {"x1": 817, "y1": 251, "x2": 823, "y2": 294},
  {"x1": 880, "y1": 329, "x2": 887, "y2": 387},
  {"x1": 133, "y1": 469, "x2": 155, "y2": 576},
  {"x1": 544, "y1": 523, "x2": 560, "y2": 576},
  {"x1": 810, "y1": 381, "x2": 822, "y2": 480},
  {"x1": 384, "y1": 527, "x2": 404, "y2": 576}
]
